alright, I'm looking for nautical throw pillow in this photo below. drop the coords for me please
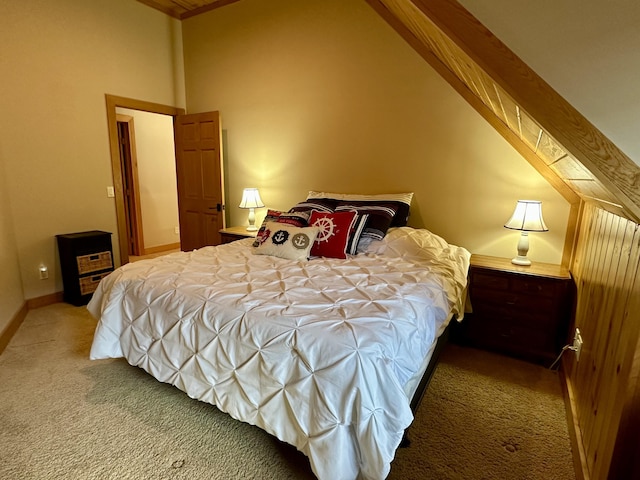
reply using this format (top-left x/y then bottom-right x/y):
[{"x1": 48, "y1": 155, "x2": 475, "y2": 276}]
[
  {"x1": 253, "y1": 209, "x2": 310, "y2": 247},
  {"x1": 309, "y1": 210, "x2": 357, "y2": 259},
  {"x1": 253, "y1": 222, "x2": 320, "y2": 261}
]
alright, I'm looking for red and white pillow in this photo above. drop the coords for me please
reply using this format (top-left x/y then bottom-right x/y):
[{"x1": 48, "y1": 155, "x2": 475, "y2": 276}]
[{"x1": 309, "y1": 211, "x2": 358, "y2": 259}]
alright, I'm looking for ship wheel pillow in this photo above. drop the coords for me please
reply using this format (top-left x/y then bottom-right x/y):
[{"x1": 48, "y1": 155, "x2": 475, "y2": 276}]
[
  {"x1": 253, "y1": 222, "x2": 320, "y2": 261},
  {"x1": 308, "y1": 210, "x2": 358, "y2": 259}
]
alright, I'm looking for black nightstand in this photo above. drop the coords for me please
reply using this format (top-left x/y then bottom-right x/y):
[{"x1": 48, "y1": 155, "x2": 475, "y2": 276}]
[
  {"x1": 56, "y1": 230, "x2": 114, "y2": 306},
  {"x1": 219, "y1": 226, "x2": 257, "y2": 244},
  {"x1": 454, "y1": 255, "x2": 574, "y2": 365}
]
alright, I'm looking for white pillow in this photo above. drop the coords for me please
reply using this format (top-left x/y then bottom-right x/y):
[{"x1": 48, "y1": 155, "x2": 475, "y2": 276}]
[{"x1": 253, "y1": 222, "x2": 320, "y2": 261}]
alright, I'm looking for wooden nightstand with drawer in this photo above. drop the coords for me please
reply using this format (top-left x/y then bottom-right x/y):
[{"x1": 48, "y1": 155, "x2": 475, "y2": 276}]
[
  {"x1": 456, "y1": 254, "x2": 574, "y2": 365},
  {"x1": 219, "y1": 226, "x2": 257, "y2": 244}
]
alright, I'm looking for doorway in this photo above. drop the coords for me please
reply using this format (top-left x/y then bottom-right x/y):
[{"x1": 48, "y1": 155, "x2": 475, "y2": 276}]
[{"x1": 106, "y1": 95, "x2": 185, "y2": 265}]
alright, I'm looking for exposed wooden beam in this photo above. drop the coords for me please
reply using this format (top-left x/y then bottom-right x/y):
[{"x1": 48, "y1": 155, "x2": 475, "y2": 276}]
[
  {"x1": 404, "y1": 0, "x2": 640, "y2": 222},
  {"x1": 366, "y1": 0, "x2": 581, "y2": 267}
]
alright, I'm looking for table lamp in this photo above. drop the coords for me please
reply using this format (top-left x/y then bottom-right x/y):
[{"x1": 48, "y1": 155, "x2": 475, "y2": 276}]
[
  {"x1": 239, "y1": 188, "x2": 265, "y2": 231},
  {"x1": 504, "y1": 200, "x2": 548, "y2": 266}
]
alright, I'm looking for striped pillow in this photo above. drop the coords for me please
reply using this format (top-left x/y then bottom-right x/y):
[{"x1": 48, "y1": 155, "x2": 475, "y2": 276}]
[
  {"x1": 335, "y1": 201, "x2": 397, "y2": 241},
  {"x1": 306, "y1": 191, "x2": 412, "y2": 226},
  {"x1": 288, "y1": 198, "x2": 338, "y2": 214}
]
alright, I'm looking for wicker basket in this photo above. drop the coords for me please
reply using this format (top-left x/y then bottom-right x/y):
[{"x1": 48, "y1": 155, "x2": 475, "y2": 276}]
[
  {"x1": 79, "y1": 272, "x2": 111, "y2": 296},
  {"x1": 76, "y1": 251, "x2": 113, "y2": 275}
]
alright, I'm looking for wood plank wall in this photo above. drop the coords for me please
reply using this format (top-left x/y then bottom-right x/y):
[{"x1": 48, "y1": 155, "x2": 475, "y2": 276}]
[{"x1": 565, "y1": 203, "x2": 640, "y2": 479}]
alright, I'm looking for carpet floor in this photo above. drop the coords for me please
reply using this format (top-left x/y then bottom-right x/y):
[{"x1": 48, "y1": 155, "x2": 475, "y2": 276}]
[{"x1": 0, "y1": 303, "x2": 576, "y2": 479}]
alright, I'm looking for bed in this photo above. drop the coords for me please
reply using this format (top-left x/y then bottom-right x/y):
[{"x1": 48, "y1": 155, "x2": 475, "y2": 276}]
[{"x1": 88, "y1": 194, "x2": 470, "y2": 480}]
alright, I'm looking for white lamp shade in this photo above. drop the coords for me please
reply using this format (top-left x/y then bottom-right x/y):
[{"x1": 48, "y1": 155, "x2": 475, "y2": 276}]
[
  {"x1": 504, "y1": 200, "x2": 548, "y2": 232},
  {"x1": 239, "y1": 188, "x2": 265, "y2": 209}
]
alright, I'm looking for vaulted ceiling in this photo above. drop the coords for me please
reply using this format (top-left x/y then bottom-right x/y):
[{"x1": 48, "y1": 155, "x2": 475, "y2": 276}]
[{"x1": 137, "y1": 0, "x2": 640, "y2": 224}]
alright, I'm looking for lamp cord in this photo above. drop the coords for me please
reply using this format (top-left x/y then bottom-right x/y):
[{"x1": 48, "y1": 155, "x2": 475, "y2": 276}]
[{"x1": 548, "y1": 344, "x2": 578, "y2": 370}]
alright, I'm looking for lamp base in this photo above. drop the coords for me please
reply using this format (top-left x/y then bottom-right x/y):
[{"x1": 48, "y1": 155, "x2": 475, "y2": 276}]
[
  {"x1": 511, "y1": 256, "x2": 531, "y2": 266},
  {"x1": 511, "y1": 231, "x2": 532, "y2": 266},
  {"x1": 246, "y1": 207, "x2": 257, "y2": 231}
]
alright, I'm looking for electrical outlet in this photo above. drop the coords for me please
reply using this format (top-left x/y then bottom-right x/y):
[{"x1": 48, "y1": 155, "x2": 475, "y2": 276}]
[
  {"x1": 174, "y1": 226, "x2": 180, "y2": 235},
  {"x1": 573, "y1": 328, "x2": 583, "y2": 361},
  {"x1": 39, "y1": 265, "x2": 48, "y2": 280}
]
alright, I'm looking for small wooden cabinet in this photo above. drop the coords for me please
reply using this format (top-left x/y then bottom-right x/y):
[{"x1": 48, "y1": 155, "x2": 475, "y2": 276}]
[
  {"x1": 455, "y1": 255, "x2": 574, "y2": 365},
  {"x1": 219, "y1": 226, "x2": 257, "y2": 244},
  {"x1": 56, "y1": 231, "x2": 114, "y2": 306}
]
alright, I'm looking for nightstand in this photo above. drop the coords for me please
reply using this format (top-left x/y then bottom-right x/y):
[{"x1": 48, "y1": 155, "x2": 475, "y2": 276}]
[
  {"x1": 219, "y1": 226, "x2": 257, "y2": 244},
  {"x1": 454, "y1": 254, "x2": 574, "y2": 365},
  {"x1": 56, "y1": 230, "x2": 114, "y2": 306}
]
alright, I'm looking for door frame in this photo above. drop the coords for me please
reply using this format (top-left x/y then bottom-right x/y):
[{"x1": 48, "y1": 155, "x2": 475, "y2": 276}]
[
  {"x1": 105, "y1": 94, "x2": 185, "y2": 265},
  {"x1": 116, "y1": 114, "x2": 145, "y2": 256}
]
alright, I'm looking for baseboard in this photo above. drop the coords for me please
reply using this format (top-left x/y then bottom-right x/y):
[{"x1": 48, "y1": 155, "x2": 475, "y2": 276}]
[
  {"x1": 26, "y1": 291, "x2": 64, "y2": 310},
  {"x1": 0, "y1": 292, "x2": 65, "y2": 355},
  {"x1": 560, "y1": 358, "x2": 590, "y2": 480},
  {"x1": 143, "y1": 242, "x2": 180, "y2": 255},
  {"x1": 0, "y1": 302, "x2": 28, "y2": 355}
]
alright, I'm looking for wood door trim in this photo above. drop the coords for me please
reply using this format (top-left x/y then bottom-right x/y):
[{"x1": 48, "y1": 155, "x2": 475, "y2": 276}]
[
  {"x1": 105, "y1": 94, "x2": 185, "y2": 265},
  {"x1": 116, "y1": 114, "x2": 144, "y2": 256}
]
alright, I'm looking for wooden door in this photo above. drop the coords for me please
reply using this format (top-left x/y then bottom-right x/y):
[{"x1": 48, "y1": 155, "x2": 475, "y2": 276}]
[{"x1": 174, "y1": 111, "x2": 225, "y2": 251}]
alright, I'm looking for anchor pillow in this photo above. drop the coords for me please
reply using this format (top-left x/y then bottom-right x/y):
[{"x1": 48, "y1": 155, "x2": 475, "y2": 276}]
[{"x1": 253, "y1": 222, "x2": 320, "y2": 261}]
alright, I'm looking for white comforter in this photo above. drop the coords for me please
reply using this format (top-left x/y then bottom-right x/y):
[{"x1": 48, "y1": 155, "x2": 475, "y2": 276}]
[{"x1": 88, "y1": 227, "x2": 470, "y2": 480}]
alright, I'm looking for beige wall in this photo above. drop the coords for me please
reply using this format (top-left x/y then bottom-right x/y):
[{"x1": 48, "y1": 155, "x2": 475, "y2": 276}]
[
  {"x1": 0, "y1": 0, "x2": 185, "y2": 302},
  {"x1": 0, "y1": 150, "x2": 24, "y2": 333},
  {"x1": 182, "y1": 0, "x2": 569, "y2": 263},
  {"x1": 7, "y1": 0, "x2": 612, "y2": 314},
  {"x1": 117, "y1": 108, "x2": 180, "y2": 250},
  {"x1": 458, "y1": 0, "x2": 640, "y2": 166}
]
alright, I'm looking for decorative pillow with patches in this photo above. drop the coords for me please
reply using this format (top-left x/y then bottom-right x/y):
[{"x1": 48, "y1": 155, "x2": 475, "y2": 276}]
[
  {"x1": 309, "y1": 210, "x2": 357, "y2": 259},
  {"x1": 253, "y1": 222, "x2": 320, "y2": 261},
  {"x1": 253, "y1": 209, "x2": 310, "y2": 247}
]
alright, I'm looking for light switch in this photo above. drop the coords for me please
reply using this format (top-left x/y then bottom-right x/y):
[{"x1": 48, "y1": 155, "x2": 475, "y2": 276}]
[{"x1": 107, "y1": 186, "x2": 115, "y2": 198}]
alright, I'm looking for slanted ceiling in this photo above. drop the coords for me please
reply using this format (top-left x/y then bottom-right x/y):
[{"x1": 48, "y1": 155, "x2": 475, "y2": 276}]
[
  {"x1": 138, "y1": 0, "x2": 640, "y2": 223},
  {"x1": 367, "y1": 0, "x2": 640, "y2": 223}
]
